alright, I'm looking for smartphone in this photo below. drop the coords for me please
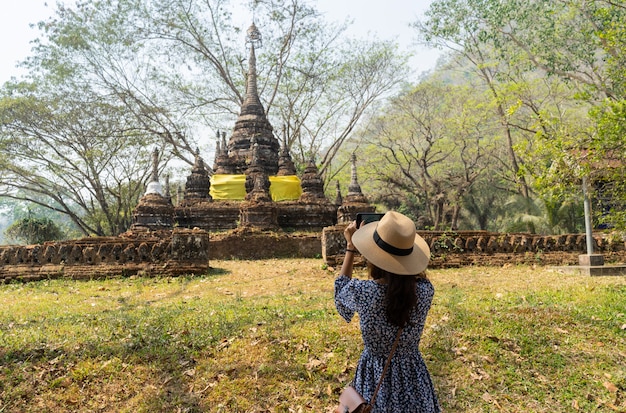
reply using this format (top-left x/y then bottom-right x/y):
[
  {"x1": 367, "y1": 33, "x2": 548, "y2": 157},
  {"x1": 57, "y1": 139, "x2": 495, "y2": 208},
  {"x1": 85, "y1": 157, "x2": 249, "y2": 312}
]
[{"x1": 356, "y1": 212, "x2": 385, "y2": 227}]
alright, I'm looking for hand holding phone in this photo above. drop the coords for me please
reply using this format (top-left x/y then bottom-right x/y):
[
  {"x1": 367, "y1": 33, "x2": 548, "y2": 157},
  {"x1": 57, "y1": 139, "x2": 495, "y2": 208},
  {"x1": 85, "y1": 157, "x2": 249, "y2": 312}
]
[{"x1": 356, "y1": 212, "x2": 385, "y2": 227}]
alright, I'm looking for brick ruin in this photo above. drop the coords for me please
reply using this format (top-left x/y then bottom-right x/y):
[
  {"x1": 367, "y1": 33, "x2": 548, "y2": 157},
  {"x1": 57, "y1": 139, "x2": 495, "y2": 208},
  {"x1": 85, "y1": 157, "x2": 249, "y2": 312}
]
[
  {"x1": 0, "y1": 23, "x2": 371, "y2": 283},
  {"x1": 4, "y1": 225, "x2": 624, "y2": 283},
  {"x1": 321, "y1": 227, "x2": 626, "y2": 269},
  {"x1": 0, "y1": 229, "x2": 209, "y2": 282}
]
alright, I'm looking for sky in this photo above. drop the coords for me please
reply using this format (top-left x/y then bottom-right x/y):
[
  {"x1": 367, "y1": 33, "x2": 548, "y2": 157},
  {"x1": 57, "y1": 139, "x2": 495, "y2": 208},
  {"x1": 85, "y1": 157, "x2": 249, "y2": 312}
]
[
  {"x1": 0, "y1": 0, "x2": 441, "y2": 84},
  {"x1": 313, "y1": 0, "x2": 441, "y2": 76}
]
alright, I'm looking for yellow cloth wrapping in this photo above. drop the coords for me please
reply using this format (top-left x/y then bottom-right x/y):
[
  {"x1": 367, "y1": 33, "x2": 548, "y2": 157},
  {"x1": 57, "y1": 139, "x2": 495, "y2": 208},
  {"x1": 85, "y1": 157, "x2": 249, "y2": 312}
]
[
  {"x1": 269, "y1": 175, "x2": 302, "y2": 201},
  {"x1": 209, "y1": 174, "x2": 302, "y2": 201},
  {"x1": 210, "y1": 174, "x2": 247, "y2": 200}
]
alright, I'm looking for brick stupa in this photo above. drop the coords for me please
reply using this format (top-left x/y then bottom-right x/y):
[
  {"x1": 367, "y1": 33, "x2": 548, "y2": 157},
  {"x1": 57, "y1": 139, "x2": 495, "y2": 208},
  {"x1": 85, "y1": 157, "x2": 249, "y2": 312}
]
[{"x1": 134, "y1": 23, "x2": 372, "y2": 232}]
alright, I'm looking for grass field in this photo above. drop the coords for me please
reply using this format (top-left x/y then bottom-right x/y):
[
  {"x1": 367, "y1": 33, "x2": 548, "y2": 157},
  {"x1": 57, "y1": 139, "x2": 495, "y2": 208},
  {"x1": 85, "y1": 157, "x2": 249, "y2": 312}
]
[{"x1": 1, "y1": 259, "x2": 625, "y2": 412}]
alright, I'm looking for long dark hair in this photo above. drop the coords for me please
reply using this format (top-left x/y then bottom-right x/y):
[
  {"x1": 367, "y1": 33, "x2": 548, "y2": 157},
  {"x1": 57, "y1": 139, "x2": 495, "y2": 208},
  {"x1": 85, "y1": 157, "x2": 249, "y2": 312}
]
[{"x1": 369, "y1": 263, "x2": 423, "y2": 327}]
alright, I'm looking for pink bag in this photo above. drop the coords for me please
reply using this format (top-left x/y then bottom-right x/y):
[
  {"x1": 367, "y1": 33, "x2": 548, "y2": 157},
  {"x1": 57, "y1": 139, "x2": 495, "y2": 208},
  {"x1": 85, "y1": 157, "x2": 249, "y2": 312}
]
[{"x1": 336, "y1": 385, "x2": 371, "y2": 413}]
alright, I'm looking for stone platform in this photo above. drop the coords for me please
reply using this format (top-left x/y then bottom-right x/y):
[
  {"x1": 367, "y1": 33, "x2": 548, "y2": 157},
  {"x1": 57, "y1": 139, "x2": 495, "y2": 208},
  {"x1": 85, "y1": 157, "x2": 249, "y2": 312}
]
[{"x1": 552, "y1": 264, "x2": 626, "y2": 276}]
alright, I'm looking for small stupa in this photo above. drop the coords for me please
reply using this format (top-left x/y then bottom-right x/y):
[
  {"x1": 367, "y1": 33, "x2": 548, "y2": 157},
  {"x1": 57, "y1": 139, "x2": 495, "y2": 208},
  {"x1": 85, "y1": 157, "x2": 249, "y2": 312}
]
[
  {"x1": 299, "y1": 159, "x2": 326, "y2": 202},
  {"x1": 184, "y1": 148, "x2": 212, "y2": 201},
  {"x1": 131, "y1": 148, "x2": 175, "y2": 231},
  {"x1": 337, "y1": 153, "x2": 375, "y2": 223},
  {"x1": 277, "y1": 131, "x2": 297, "y2": 176}
]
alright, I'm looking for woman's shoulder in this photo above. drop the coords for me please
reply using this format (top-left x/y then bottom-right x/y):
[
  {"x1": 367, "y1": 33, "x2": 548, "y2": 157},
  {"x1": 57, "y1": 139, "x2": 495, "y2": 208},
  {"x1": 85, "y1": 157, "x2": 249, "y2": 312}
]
[
  {"x1": 336, "y1": 275, "x2": 379, "y2": 289},
  {"x1": 351, "y1": 277, "x2": 380, "y2": 288},
  {"x1": 352, "y1": 278, "x2": 387, "y2": 298},
  {"x1": 415, "y1": 277, "x2": 435, "y2": 293}
]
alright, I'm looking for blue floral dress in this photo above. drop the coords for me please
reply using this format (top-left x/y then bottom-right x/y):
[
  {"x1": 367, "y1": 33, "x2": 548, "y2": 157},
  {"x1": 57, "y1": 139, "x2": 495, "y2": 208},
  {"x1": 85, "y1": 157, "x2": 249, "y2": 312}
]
[{"x1": 335, "y1": 275, "x2": 440, "y2": 413}]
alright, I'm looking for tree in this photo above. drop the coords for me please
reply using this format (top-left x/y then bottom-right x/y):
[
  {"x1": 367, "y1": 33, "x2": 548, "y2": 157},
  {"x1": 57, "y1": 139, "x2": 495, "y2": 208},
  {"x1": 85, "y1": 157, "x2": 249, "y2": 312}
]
[
  {"x1": 360, "y1": 81, "x2": 495, "y2": 230},
  {"x1": 5, "y1": 216, "x2": 64, "y2": 245},
  {"x1": 273, "y1": 38, "x2": 409, "y2": 178},
  {"x1": 487, "y1": 0, "x2": 626, "y2": 230},
  {"x1": 0, "y1": 79, "x2": 163, "y2": 236},
  {"x1": 413, "y1": 0, "x2": 535, "y2": 203},
  {"x1": 460, "y1": 175, "x2": 509, "y2": 231},
  {"x1": 587, "y1": 100, "x2": 626, "y2": 230},
  {"x1": 129, "y1": 0, "x2": 409, "y2": 174}
]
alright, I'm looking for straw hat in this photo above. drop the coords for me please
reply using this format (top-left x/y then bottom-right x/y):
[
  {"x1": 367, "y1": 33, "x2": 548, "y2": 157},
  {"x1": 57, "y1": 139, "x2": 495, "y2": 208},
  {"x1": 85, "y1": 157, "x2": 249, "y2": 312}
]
[{"x1": 351, "y1": 211, "x2": 430, "y2": 275}]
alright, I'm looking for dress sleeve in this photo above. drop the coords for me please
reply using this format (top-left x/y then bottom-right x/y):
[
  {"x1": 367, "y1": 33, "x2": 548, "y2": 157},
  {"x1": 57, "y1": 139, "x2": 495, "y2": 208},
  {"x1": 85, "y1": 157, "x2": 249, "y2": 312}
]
[
  {"x1": 416, "y1": 278, "x2": 435, "y2": 304},
  {"x1": 334, "y1": 275, "x2": 362, "y2": 323}
]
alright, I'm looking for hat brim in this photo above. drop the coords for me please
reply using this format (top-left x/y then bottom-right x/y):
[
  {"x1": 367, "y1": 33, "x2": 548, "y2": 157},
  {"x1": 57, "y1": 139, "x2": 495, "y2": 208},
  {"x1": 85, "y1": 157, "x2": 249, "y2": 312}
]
[{"x1": 352, "y1": 221, "x2": 430, "y2": 275}]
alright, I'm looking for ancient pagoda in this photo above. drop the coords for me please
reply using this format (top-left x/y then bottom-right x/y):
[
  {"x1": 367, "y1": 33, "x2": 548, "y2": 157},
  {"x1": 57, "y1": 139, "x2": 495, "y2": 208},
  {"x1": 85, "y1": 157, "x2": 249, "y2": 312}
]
[{"x1": 131, "y1": 23, "x2": 372, "y2": 232}]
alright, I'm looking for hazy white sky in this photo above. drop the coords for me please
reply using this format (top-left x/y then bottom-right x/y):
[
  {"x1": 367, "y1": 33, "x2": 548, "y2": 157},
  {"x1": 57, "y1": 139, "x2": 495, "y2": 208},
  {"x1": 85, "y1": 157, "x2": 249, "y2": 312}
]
[{"x1": 0, "y1": 0, "x2": 440, "y2": 84}]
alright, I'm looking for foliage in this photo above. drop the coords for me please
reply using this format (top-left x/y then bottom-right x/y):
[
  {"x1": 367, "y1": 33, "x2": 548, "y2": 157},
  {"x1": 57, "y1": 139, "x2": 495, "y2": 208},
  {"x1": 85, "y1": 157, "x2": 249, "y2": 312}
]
[
  {"x1": 0, "y1": 259, "x2": 625, "y2": 412},
  {"x1": 358, "y1": 80, "x2": 500, "y2": 231},
  {"x1": 408, "y1": 0, "x2": 626, "y2": 232},
  {"x1": 497, "y1": 194, "x2": 584, "y2": 234},
  {"x1": 4, "y1": 216, "x2": 65, "y2": 244},
  {"x1": 0, "y1": 79, "x2": 160, "y2": 236},
  {"x1": 0, "y1": 198, "x2": 82, "y2": 244},
  {"x1": 35, "y1": 0, "x2": 408, "y2": 173},
  {"x1": 589, "y1": 99, "x2": 626, "y2": 230},
  {"x1": 459, "y1": 176, "x2": 511, "y2": 231}
]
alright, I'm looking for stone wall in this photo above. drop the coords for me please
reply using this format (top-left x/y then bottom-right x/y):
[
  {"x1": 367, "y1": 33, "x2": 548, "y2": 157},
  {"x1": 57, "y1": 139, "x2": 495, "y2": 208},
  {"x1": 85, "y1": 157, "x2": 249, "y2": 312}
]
[
  {"x1": 172, "y1": 201, "x2": 337, "y2": 232},
  {"x1": 209, "y1": 227, "x2": 321, "y2": 259},
  {"x1": 276, "y1": 202, "x2": 337, "y2": 231},
  {"x1": 203, "y1": 226, "x2": 626, "y2": 267},
  {"x1": 3, "y1": 226, "x2": 626, "y2": 283},
  {"x1": 0, "y1": 228, "x2": 209, "y2": 283},
  {"x1": 321, "y1": 226, "x2": 626, "y2": 269},
  {"x1": 175, "y1": 201, "x2": 240, "y2": 231}
]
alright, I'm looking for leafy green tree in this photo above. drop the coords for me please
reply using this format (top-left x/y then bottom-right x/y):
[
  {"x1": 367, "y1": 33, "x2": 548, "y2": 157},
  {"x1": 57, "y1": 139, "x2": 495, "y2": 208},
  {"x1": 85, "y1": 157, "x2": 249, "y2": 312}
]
[
  {"x1": 0, "y1": 198, "x2": 82, "y2": 241},
  {"x1": 275, "y1": 38, "x2": 409, "y2": 178},
  {"x1": 32, "y1": 0, "x2": 408, "y2": 172},
  {"x1": 0, "y1": 79, "x2": 162, "y2": 236},
  {"x1": 414, "y1": 0, "x2": 538, "y2": 205},
  {"x1": 502, "y1": 0, "x2": 626, "y2": 230},
  {"x1": 359, "y1": 81, "x2": 497, "y2": 230},
  {"x1": 5, "y1": 216, "x2": 65, "y2": 245},
  {"x1": 416, "y1": 0, "x2": 626, "y2": 231},
  {"x1": 497, "y1": 194, "x2": 584, "y2": 234},
  {"x1": 459, "y1": 174, "x2": 510, "y2": 231},
  {"x1": 588, "y1": 100, "x2": 626, "y2": 230}
]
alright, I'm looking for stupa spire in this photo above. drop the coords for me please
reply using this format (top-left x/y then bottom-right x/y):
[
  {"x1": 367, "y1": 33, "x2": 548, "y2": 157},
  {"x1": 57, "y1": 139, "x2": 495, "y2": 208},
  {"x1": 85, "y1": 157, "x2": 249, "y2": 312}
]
[
  {"x1": 277, "y1": 127, "x2": 296, "y2": 176},
  {"x1": 145, "y1": 148, "x2": 163, "y2": 195},
  {"x1": 184, "y1": 148, "x2": 211, "y2": 200},
  {"x1": 348, "y1": 153, "x2": 363, "y2": 196},
  {"x1": 243, "y1": 22, "x2": 264, "y2": 115},
  {"x1": 215, "y1": 130, "x2": 221, "y2": 155},
  {"x1": 225, "y1": 22, "x2": 280, "y2": 175},
  {"x1": 335, "y1": 181, "x2": 343, "y2": 206},
  {"x1": 345, "y1": 153, "x2": 368, "y2": 204},
  {"x1": 151, "y1": 148, "x2": 159, "y2": 183},
  {"x1": 164, "y1": 173, "x2": 171, "y2": 203}
]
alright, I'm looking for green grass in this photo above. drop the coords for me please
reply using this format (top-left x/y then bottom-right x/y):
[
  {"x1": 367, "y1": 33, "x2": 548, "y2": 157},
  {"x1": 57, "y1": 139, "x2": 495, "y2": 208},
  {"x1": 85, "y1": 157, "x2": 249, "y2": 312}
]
[{"x1": 1, "y1": 259, "x2": 625, "y2": 412}]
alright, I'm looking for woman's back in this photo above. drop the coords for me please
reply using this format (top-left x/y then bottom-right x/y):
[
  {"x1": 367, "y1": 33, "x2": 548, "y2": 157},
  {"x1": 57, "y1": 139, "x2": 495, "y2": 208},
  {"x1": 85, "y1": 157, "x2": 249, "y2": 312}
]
[
  {"x1": 335, "y1": 276, "x2": 439, "y2": 412},
  {"x1": 335, "y1": 211, "x2": 439, "y2": 412},
  {"x1": 336, "y1": 276, "x2": 433, "y2": 353}
]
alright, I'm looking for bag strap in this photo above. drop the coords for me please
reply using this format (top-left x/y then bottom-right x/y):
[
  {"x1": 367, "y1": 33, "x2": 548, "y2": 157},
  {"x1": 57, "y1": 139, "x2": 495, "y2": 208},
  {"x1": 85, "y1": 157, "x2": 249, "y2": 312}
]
[{"x1": 368, "y1": 327, "x2": 403, "y2": 408}]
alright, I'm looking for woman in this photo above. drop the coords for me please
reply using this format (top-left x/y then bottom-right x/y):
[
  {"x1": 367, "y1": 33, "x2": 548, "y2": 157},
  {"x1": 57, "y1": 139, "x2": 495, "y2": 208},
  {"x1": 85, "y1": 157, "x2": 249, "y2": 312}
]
[{"x1": 335, "y1": 211, "x2": 440, "y2": 412}]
